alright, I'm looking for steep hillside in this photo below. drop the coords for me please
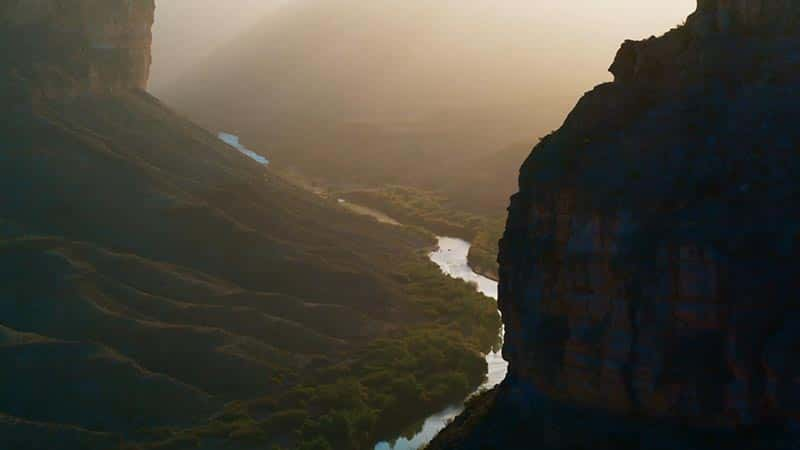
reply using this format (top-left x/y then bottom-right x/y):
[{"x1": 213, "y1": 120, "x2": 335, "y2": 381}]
[
  {"x1": 431, "y1": 1, "x2": 800, "y2": 449},
  {"x1": 0, "y1": 3, "x2": 500, "y2": 449}
]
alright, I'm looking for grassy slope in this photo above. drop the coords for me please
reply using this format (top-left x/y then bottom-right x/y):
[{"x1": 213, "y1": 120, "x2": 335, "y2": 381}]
[{"x1": 0, "y1": 92, "x2": 500, "y2": 450}]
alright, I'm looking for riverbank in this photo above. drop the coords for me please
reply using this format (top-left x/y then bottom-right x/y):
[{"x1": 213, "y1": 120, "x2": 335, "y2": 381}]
[
  {"x1": 337, "y1": 186, "x2": 503, "y2": 280},
  {"x1": 323, "y1": 192, "x2": 507, "y2": 449},
  {"x1": 374, "y1": 237, "x2": 506, "y2": 450},
  {"x1": 138, "y1": 250, "x2": 500, "y2": 450},
  {"x1": 124, "y1": 166, "x2": 502, "y2": 450}
]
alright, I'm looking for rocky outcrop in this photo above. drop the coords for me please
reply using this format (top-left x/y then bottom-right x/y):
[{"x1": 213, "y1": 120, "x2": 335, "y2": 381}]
[
  {"x1": 491, "y1": 0, "x2": 800, "y2": 446},
  {"x1": 0, "y1": 0, "x2": 155, "y2": 99},
  {"x1": 694, "y1": 0, "x2": 800, "y2": 32}
]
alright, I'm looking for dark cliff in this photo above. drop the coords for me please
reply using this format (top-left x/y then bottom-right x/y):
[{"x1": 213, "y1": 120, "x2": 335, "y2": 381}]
[
  {"x1": 0, "y1": 0, "x2": 154, "y2": 99},
  {"x1": 431, "y1": 1, "x2": 800, "y2": 449}
]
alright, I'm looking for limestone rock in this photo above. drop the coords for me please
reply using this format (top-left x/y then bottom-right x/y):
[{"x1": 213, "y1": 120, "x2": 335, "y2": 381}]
[{"x1": 0, "y1": 0, "x2": 155, "y2": 99}]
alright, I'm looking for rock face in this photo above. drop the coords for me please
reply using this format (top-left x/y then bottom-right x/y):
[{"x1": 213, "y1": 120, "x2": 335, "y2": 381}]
[
  {"x1": 498, "y1": 0, "x2": 800, "y2": 440},
  {"x1": 0, "y1": 0, "x2": 155, "y2": 99},
  {"x1": 694, "y1": 0, "x2": 800, "y2": 32}
]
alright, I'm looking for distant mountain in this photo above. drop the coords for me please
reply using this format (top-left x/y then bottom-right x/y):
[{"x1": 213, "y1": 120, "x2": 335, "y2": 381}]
[
  {"x1": 156, "y1": 0, "x2": 583, "y2": 210},
  {"x1": 443, "y1": 140, "x2": 535, "y2": 214},
  {"x1": 159, "y1": 0, "x2": 692, "y2": 213},
  {"x1": 162, "y1": 0, "x2": 553, "y2": 121},
  {"x1": 150, "y1": 0, "x2": 286, "y2": 90}
]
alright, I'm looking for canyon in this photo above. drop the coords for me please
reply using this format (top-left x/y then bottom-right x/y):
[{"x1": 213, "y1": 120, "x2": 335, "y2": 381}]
[{"x1": 3, "y1": 0, "x2": 800, "y2": 449}]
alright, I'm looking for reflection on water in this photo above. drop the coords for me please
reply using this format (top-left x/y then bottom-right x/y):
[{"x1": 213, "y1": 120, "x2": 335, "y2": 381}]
[
  {"x1": 428, "y1": 237, "x2": 497, "y2": 299},
  {"x1": 218, "y1": 132, "x2": 269, "y2": 165},
  {"x1": 375, "y1": 237, "x2": 507, "y2": 450}
]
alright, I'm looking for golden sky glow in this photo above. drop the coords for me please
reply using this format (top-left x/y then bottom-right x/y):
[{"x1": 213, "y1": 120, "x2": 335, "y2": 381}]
[{"x1": 152, "y1": 0, "x2": 696, "y2": 136}]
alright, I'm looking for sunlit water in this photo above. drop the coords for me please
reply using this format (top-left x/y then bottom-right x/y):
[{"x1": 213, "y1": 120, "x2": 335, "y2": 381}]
[
  {"x1": 374, "y1": 237, "x2": 507, "y2": 450},
  {"x1": 218, "y1": 132, "x2": 269, "y2": 165}
]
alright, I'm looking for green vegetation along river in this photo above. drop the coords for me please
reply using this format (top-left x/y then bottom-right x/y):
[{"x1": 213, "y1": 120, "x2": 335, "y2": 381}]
[
  {"x1": 374, "y1": 237, "x2": 507, "y2": 450},
  {"x1": 327, "y1": 196, "x2": 507, "y2": 449}
]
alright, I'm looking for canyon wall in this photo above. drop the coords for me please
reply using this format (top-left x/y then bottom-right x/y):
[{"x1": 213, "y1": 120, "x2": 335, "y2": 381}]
[
  {"x1": 0, "y1": 0, "x2": 155, "y2": 99},
  {"x1": 694, "y1": 0, "x2": 800, "y2": 31},
  {"x1": 499, "y1": 0, "x2": 800, "y2": 436}
]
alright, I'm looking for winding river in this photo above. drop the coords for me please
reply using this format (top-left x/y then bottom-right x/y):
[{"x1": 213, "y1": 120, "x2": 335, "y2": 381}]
[
  {"x1": 374, "y1": 237, "x2": 507, "y2": 450},
  {"x1": 218, "y1": 132, "x2": 505, "y2": 448},
  {"x1": 332, "y1": 199, "x2": 507, "y2": 449}
]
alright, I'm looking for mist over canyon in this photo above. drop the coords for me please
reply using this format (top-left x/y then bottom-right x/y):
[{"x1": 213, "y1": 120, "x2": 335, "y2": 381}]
[
  {"x1": 156, "y1": 0, "x2": 693, "y2": 216},
  {"x1": 1, "y1": 1, "x2": 799, "y2": 450}
]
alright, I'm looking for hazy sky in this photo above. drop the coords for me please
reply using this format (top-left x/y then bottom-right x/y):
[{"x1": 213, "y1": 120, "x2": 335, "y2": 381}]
[
  {"x1": 151, "y1": 0, "x2": 696, "y2": 138},
  {"x1": 151, "y1": 0, "x2": 288, "y2": 90},
  {"x1": 152, "y1": 1, "x2": 695, "y2": 92}
]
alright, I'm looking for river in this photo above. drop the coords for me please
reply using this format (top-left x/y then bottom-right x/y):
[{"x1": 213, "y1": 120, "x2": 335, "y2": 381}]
[
  {"x1": 217, "y1": 133, "x2": 505, "y2": 448},
  {"x1": 374, "y1": 236, "x2": 507, "y2": 450},
  {"x1": 218, "y1": 132, "x2": 269, "y2": 165},
  {"x1": 330, "y1": 198, "x2": 507, "y2": 449}
]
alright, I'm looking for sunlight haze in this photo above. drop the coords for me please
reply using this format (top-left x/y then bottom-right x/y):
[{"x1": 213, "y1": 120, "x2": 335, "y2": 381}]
[
  {"x1": 151, "y1": 0, "x2": 288, "y2": 90},
  {"x1": 152, "y1": 0, "x2": 695, "y2": 123},
  {"x1": 8, "y1": 1, "x2": 800, "y2": 449},
  {"x1": 151, "y1": 0, "x2": 697, "y2": 215}
]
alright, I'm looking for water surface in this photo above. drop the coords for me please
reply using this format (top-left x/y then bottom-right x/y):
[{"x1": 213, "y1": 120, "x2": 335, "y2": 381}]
[
  {"x1": 375, "y1": 237, "x2": 506, "y2": 450},
  {"x1": 218, "y1": 132, "x2": 269, "y2": 165}
]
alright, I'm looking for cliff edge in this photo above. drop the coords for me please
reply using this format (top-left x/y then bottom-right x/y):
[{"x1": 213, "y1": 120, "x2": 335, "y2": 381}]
[
  {"x1": 0, "y1": 0, "x2": 154, "y2": 100},
  {"x1": 431, "y1": 1, "x2": 800, "y2": 448}
]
